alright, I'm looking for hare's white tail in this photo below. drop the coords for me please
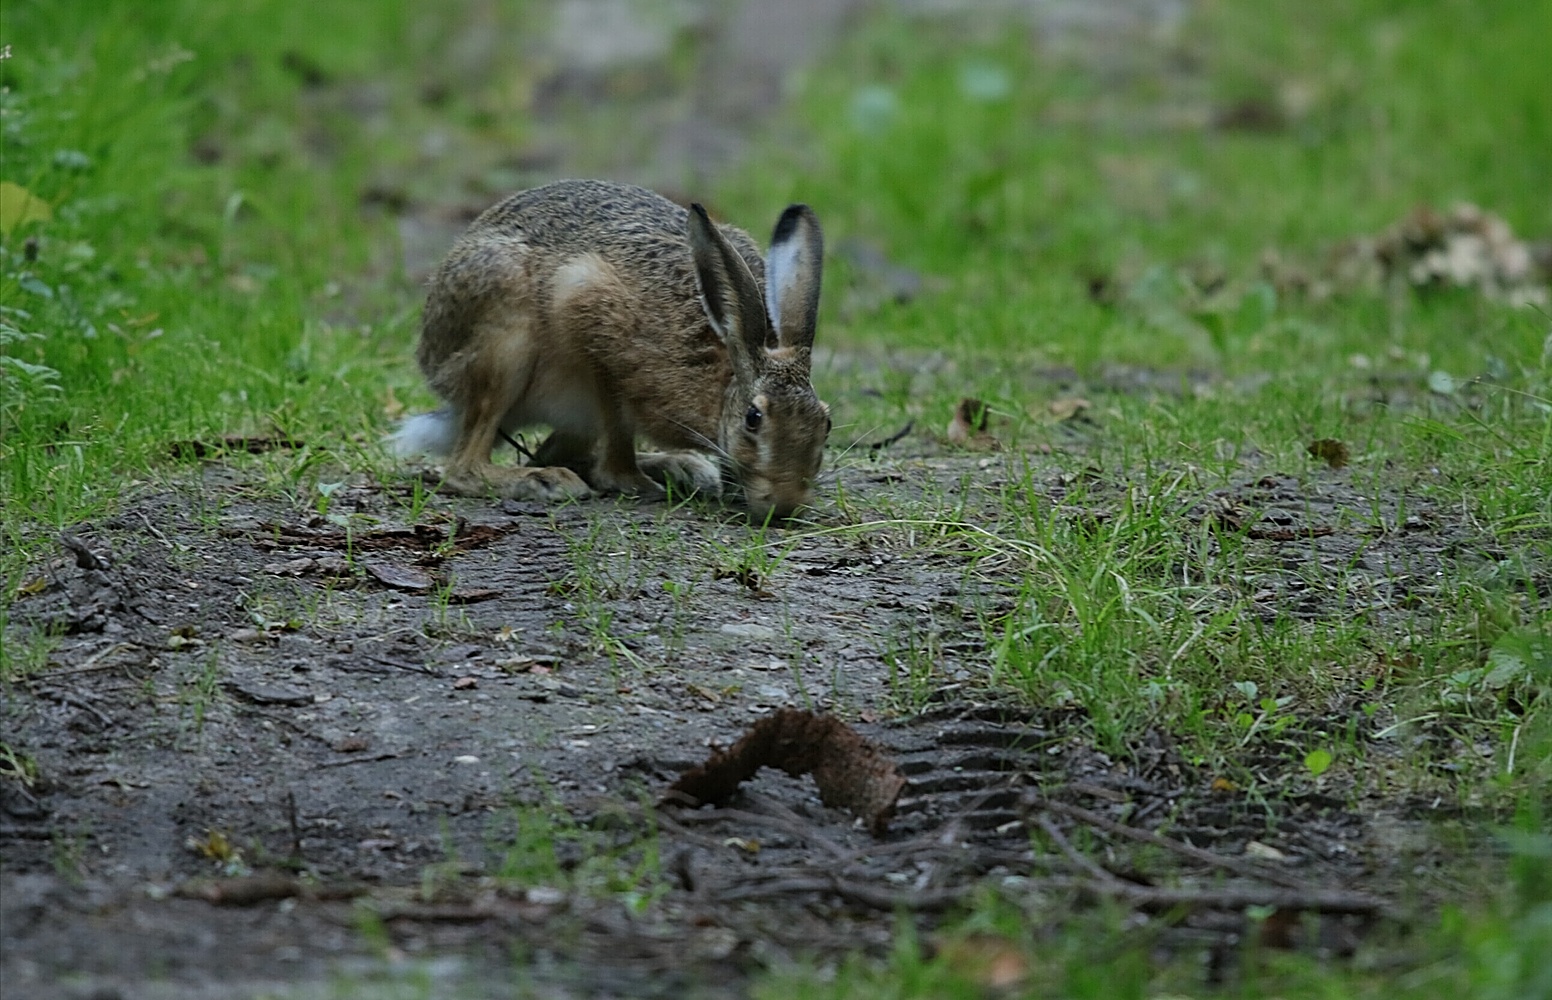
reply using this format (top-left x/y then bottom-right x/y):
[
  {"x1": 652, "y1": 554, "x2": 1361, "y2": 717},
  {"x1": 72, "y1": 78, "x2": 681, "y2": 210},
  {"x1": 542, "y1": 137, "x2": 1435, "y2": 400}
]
[{"x1": 389, "y1": 409, "x2": 458, "y2": 457}]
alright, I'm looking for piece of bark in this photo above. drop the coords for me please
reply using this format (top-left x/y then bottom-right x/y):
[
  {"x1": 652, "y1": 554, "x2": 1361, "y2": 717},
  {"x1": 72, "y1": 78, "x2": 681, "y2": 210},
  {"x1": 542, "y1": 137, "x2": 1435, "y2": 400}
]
[{"x1": 666, "y1": 708, "x2": 906, "y2": 836}]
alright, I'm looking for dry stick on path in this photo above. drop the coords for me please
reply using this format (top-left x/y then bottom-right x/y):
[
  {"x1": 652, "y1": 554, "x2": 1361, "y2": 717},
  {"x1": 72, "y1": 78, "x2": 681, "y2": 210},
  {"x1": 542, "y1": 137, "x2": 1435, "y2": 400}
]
[
  {"x1": 1033, "y1": 798, "x2": 1318, "y2": 891},
  {"x1": 1034, "y1": 813, "x2": 1125, "y2": 887},
  {"x1": 1030, "y1": 795, "x2": 1309, "y2": 888},
  {"x1": 649, "y1": 810, "x2": 738, "y2": 853},
  {"x1": 749, "y1": 792, "x2": 855, "y2": 857},
  {"x1": 35, "y1": 687, "x2": 115, "y2": 728}
]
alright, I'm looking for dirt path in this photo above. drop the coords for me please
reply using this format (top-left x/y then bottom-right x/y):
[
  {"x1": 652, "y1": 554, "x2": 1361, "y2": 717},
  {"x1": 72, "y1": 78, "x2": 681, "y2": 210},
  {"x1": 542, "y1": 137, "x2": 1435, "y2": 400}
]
[
  {"x1": 3, "y1": 2, "x2": 1463, "y2": 997},
  {"x1": 4, "y1": 436, "x2": 1481, "y2": 996}
]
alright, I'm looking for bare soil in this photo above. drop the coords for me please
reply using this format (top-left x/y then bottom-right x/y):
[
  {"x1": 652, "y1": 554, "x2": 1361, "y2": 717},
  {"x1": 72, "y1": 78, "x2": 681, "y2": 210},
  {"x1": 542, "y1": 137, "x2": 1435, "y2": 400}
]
[{"x1": 1, "y1": 433, "x2": 1498, "y2": 998}]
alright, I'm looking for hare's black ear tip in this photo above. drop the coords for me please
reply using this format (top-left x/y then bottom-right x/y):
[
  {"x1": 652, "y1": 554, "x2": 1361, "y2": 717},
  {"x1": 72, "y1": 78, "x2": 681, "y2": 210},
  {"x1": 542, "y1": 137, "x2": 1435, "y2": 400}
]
[
  {"x1": 773, "y1": 204, "x2": 817, "y2": 243},
  {"x1": 776, "y1": 203, "x2": 813, "y2": 234},
  {"x1": 690, "y1": 203, "x2": 711, "y2": 222}
]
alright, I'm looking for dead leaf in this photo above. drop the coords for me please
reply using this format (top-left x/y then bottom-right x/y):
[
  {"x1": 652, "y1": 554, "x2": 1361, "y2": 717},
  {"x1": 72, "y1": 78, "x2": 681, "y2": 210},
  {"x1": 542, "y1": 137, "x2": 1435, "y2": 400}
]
[
  {"x1": 187, "y1": 829, "x2": 239, "y2": 862},
  {"x1": 713, "y1": 565, "x2": 763, "y2": 593},
  {"x1": 363, "y1": 561, "x2": 434, "y2": 591},
  {"x1": 1245, "y1": 840, "x2": 1288, "y2": 862},
  {"x1": 15, "y1": 577, "x2": 48, "y2": 597},
  {"x1": 1307, "y1": 438, "x2": 1350, "y2": 469},
  {"x1": 1047, "y1": 397, "x2": 1091, "y2": 421},
  {"x1": 947, "y1": 397, "x2": 1001, "y2": 450},
  {"x1": 946, "y1": 397, "x2": 988, "y2": 446},
  {"x1": 452, "y1": 676, "x2": 478, "y2": 690},
  {"x1": 497, "y1": 654, "x2": 536, "y2": 673},
  {"x1": 1257, "y1": 907, "x2": 1303, "y2": 949},
  {"x1": 665, "y1": 708, "x2": 907, "y2": 836},
  {"x1": 934, "y1": 934, "x2": 1030, "y2": 991},
  {"x1": 687, "y1": 683, "x2": 721, "y2": 704}
]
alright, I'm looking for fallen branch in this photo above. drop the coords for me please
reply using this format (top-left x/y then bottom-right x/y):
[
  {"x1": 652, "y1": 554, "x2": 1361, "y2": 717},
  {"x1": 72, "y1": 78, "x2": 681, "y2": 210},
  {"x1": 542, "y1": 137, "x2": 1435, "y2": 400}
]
[
  {"x1": 1032, "y1": 797, "x2": 1312, "y2": 891},
  {"x1": 1034, "y1": 814, "x2": 1123, "y2": 886},
  {"x1": 35, "y1": 687, "x2": 115, "y2": 728}
]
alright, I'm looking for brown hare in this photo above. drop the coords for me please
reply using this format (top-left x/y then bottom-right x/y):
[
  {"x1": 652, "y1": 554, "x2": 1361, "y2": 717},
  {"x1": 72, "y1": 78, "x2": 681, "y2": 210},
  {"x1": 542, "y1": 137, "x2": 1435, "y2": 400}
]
[{"x1": 392, "y1": 179, "x2": 830, "y2": 520}]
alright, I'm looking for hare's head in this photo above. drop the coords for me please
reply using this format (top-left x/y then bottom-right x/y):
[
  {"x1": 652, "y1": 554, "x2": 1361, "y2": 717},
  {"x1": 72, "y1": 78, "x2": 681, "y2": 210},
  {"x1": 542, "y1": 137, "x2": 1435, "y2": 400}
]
[{"x1": 689, "y1": 202, "x2": 828, "y2": 521}]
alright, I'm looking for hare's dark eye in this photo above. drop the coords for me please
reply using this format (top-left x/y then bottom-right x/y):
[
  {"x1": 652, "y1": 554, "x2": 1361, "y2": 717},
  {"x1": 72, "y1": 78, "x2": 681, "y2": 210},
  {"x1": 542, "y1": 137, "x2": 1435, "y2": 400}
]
[{"x1": 744, "y1": 405, "x2": 763, "y2": 433}]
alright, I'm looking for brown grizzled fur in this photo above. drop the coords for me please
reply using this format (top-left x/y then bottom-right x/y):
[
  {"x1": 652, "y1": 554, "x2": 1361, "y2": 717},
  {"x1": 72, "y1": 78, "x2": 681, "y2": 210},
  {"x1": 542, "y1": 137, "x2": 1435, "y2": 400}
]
[{"x1": 393, "y1": 179, "x2": 829, "y2": 519}]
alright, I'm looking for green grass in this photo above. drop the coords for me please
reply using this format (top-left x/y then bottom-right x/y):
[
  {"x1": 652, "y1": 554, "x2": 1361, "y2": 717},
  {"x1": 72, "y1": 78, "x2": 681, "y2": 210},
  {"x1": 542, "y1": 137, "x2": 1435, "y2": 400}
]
[
  {"x1": 0, "y1": 1, "x2": 531, "y2": 535},
  {"x1": 3, "y1": 0, "x2": 1551, "y2": 995}
]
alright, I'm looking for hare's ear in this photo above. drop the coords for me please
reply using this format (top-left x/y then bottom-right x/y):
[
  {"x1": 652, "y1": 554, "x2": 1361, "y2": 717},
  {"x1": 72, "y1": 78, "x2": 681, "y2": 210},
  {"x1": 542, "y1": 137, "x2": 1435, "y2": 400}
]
[
  {"x1": 766, "y1": 204, "x2": 824, "y2": 354},
  {"x1": 689, "y1": 203, "x2": 769, "y2": 381}
]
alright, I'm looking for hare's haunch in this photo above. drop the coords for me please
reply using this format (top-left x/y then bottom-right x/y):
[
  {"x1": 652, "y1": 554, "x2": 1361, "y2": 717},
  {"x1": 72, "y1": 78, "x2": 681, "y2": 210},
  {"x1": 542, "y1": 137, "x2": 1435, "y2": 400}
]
[{"x1": 393, "y1": 179, "x2": 829, "y2": 519}]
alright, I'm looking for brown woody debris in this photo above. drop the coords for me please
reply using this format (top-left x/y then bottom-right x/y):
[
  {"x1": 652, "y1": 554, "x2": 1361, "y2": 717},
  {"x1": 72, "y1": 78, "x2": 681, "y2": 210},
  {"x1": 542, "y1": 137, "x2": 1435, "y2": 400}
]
[{"x1": 666, "y1": 709, "x2": 907, "y2": 836}]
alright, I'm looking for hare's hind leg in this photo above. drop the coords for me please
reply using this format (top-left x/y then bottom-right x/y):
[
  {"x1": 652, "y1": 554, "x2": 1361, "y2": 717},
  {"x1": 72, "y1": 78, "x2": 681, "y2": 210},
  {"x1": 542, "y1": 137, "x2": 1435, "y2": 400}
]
[
  {"x1": 437, "y1": 326, "x2": 590, "y2": 502},
  {"x1": 588, "y1": 386, "x2": 663, "y2": 497},
  {"x1": 531, "y1": 429, "x2": 594, "y2": 482},
  {"x1": 637, "y1": 452, "x2": 722, "y2": 496},
  {"x1": 527, "y1": 397, "x2": 659, "y2": 498}
]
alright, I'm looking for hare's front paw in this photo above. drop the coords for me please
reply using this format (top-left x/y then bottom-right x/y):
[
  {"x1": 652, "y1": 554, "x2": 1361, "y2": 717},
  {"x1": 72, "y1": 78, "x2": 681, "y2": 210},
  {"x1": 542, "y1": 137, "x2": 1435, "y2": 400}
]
[
  {"x1": 444, "y1": 465, "x2": 591, "y2": 501},
  {"x1": 586, "y1": 465, "x2": 664, "y2": 498},
  {"x1": 639, "y1": 452, "x2": 722, "y2": 496}
]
